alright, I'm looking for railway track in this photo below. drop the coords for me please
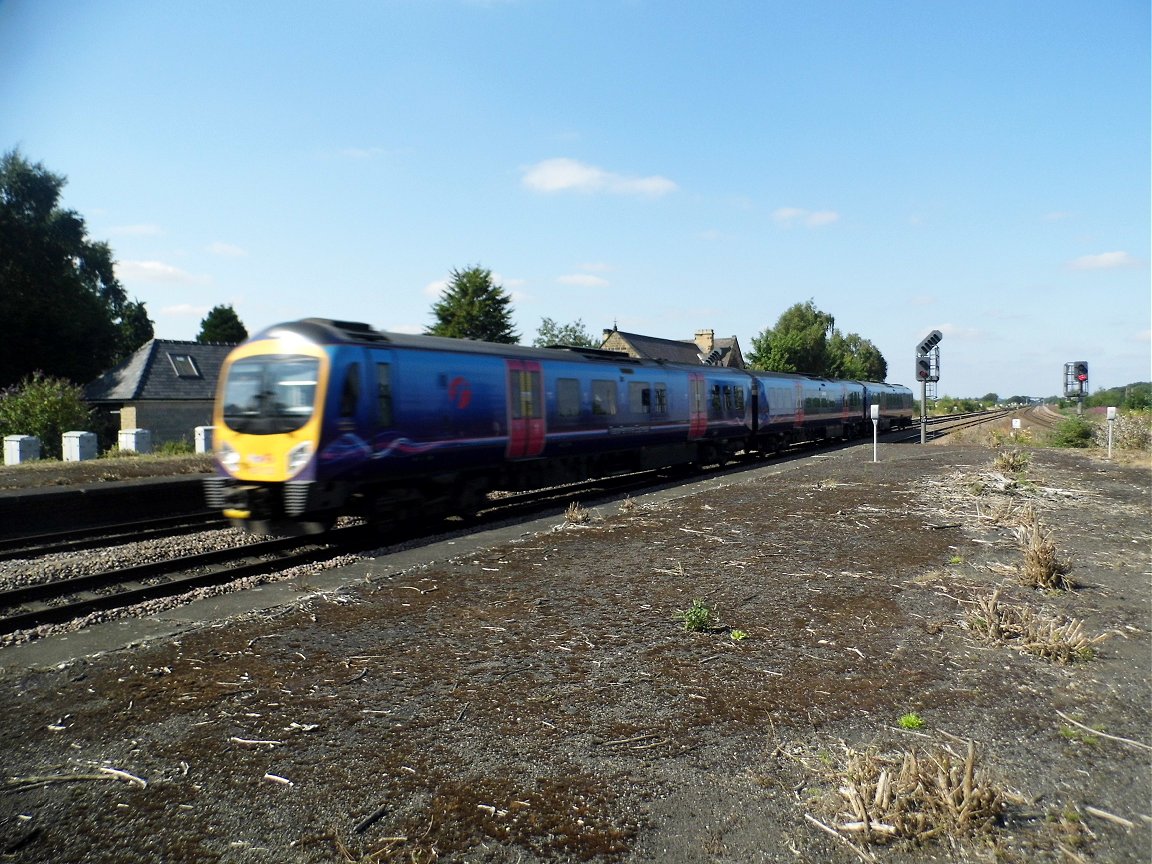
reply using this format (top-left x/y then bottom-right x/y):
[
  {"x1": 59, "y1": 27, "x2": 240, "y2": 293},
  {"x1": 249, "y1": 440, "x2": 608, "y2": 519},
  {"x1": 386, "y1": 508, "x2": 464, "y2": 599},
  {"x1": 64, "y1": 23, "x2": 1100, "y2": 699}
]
[
  {"x1": 0, "y1": 512, "x2": 225, "y2": 562},
  {"x1": 0, "y1": 527, "x2": 374, "y2": 636}
]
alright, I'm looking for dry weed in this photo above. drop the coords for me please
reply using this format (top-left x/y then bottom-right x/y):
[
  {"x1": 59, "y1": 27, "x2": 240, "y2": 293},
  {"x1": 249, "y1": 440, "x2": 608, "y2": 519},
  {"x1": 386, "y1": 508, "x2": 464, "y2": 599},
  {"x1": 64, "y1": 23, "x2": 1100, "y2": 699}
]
[
  {"x1": 824, "y1": 740, "x2": 1007, "y2": 845},
  {"x1": 1016, "y1": 504, "x2": 1073, "y2": 590},
  {"x1": 564, "y1": 501, "x2": 591, "y2": 524},
  {"x1": 993, "y1": 448, "x2": 1031, "y2": 475},
  {"x1": 965, "y1": 588, "x2": 1108, "y2": 664}
]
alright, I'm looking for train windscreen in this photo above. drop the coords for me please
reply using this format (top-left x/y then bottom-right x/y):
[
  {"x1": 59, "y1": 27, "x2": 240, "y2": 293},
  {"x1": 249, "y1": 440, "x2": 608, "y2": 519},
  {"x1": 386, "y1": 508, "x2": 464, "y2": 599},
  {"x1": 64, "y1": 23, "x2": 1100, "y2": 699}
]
[{"x1": 222, "y1": 355, "x2": 320, "y2": 434}]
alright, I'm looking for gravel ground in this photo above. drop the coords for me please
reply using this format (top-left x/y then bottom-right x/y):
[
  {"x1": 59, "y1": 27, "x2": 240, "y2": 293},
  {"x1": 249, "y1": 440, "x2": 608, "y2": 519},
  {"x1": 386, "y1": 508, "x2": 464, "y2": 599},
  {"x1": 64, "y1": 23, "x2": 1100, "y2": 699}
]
[{"x1": 0, "y1": 441, "x2": 1148, "y2": 863}]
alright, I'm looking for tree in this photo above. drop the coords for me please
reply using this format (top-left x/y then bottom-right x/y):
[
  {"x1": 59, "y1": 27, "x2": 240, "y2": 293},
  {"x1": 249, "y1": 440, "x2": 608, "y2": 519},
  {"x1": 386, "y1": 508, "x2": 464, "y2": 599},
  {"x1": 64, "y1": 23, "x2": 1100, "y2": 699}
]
[
  {"x1": 0, "y1": 373, "x2": 92, "y2": 459},
  {"x1": 426, "y1": 266, "x2": 518, "y2": 343},
  {"x1": 532, "y1": 317, "x2": 596, "y2": 348},
  {"x1": 828, "y1": 331, "x2": 887, "y2": 381},
  {"x1": 747, "y1": 301, "x2": 836, "y2": 374},
  {"x1": 0, "y1": 149, "x2": 144, "y2": 388},
  {"x1": 749, "y1": 300, "x2": 891, "y2": 381},
  {"x1": 114, "y1": 299, "x2": 155, "y2": 363},
  {"x1": 980, "y1": 393, "x2": 1000, "y2": 404},
  {"x1": 196, "y1": 304, "x2": 248, "y2": 343}
]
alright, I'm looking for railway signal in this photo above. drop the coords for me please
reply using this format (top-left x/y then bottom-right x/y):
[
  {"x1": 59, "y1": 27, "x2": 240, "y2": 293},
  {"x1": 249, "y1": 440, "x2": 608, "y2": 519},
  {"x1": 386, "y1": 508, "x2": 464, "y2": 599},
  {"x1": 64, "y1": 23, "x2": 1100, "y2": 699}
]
[
  {"x1": 915, "y1": 331, "x2": 943, "y2": 443},
  {"x1": 917, "y1": 330, "x2": 943, "y2": 357},
  {"x1": 1063, "y1": 360, "x2": 1090, "y2": 414}
]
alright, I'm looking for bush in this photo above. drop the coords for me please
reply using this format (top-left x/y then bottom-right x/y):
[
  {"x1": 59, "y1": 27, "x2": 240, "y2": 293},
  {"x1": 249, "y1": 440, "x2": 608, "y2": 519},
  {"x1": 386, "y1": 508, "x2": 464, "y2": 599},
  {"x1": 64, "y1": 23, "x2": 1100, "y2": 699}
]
[
  {"x1": 1048, "y1": 416, "x2": 1093, "y2": 449},
  {"x1": 0, "y1": 373, "x2": 92, "y2": 459},
  {"x1": 1093, "y1": 411, "x2": 1152, "y2": 451}
]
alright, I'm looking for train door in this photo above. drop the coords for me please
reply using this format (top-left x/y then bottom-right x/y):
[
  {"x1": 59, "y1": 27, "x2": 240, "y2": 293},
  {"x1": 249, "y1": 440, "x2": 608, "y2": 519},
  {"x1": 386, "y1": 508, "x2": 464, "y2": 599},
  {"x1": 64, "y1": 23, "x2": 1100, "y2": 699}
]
[
  {"x1": 507, "y1": 359, "x2": 545, "y2": 458},
  {"x1": 688, "y1": 373, "x2": 707, "y2": 439}
]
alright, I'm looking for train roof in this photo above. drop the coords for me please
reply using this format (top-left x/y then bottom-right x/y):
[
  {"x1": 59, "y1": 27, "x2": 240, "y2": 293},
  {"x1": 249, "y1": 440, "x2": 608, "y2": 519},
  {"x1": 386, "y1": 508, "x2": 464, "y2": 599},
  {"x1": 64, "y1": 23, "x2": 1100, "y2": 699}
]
[{"x1": 251, "y1": 319, "x2": 910, "y2": 391}]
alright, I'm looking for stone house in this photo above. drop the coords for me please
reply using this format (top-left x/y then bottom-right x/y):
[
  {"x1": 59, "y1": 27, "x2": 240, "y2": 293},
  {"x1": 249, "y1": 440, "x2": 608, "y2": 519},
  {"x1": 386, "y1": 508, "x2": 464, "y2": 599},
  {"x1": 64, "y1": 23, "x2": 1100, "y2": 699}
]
[
  {"x1": 84, "y1": 339, "x2": 235, "y2": 446},
  {"x1": 599, "y1": 328, "x2": 747, "y2": 369}
]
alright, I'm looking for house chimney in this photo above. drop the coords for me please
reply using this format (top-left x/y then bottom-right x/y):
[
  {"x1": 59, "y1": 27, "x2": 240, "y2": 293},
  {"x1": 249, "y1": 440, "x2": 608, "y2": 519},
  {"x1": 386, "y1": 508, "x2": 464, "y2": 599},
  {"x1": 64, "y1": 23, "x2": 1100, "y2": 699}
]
[{"x1": 694, "y1": 329, "x2": 715, "y2": 354}]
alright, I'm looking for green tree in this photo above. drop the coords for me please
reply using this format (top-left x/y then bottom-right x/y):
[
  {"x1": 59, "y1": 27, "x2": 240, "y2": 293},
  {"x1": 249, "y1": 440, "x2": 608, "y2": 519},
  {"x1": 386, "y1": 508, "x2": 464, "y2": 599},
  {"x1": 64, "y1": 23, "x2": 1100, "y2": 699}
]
[
  {"x1": 748, "y1": 300, "x2": 835, "y2": 374},
  {"x1": 426, "y1": 266, "x2": 518, "y2": 343},
  {"x1": 114, "y1": 299, "x2": 155, "y2": 363},
  {"x1": 980, "y1": 393, "x2": 1000, "y2": 405},
  {"x1": 533, "y1": 317, "x2": 596, "y2": 348},
  {"x1": 0, "y1": 149, "x2": 136, "y2": 388},
  {"x1": 828, "y1": 331, "x2": 887, "y2": 381},
  {"x1": 196, "y1": 304, "x2": 248, "y2": 343},
  {"x1": 0, "y1": 373, "x2": 92, "y2": 459}
]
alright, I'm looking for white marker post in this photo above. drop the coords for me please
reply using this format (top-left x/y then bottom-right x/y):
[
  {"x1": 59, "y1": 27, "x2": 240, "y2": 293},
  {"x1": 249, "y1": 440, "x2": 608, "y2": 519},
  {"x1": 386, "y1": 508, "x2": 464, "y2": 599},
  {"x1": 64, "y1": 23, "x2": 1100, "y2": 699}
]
[
  {"x1": 1107, "y1": 407, "x2": 1116, "y2": 459},
  {"x1": 1012, "y1": 418, "x2": 1021, "y2": 441},
  {"x1": 871, "y1": 403, "x2": 880, "y2": 462}
]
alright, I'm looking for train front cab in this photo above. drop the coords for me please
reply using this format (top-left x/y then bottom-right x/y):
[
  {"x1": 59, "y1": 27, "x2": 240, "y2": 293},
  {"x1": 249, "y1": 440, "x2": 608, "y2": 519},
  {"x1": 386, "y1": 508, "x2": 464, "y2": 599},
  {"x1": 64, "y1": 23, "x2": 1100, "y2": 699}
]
[{"x1": 207, "y1": 333, "x2": 388, "y2": 534}]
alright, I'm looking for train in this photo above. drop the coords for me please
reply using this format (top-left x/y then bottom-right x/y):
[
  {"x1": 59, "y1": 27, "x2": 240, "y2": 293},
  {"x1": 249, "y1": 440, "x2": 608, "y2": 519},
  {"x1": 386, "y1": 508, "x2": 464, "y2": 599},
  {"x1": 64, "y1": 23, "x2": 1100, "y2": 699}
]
[{"x1": 204, "y1": 318, "x2": 913, "y2": 534}]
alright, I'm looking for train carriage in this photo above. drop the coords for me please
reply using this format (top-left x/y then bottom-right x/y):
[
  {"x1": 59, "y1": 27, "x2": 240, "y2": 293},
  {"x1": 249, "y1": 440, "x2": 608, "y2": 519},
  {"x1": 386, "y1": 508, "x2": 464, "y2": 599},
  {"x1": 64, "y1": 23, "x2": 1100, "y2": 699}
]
[{"x1": 206, "y1": 318, "x2": 912, "y2": 534}]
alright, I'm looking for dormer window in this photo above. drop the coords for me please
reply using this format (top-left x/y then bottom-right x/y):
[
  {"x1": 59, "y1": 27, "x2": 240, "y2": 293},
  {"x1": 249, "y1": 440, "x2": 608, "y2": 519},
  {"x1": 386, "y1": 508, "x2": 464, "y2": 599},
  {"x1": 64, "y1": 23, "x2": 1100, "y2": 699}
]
[{"x1": 168, "y1": 353, "x2": 201, "y2": 378}]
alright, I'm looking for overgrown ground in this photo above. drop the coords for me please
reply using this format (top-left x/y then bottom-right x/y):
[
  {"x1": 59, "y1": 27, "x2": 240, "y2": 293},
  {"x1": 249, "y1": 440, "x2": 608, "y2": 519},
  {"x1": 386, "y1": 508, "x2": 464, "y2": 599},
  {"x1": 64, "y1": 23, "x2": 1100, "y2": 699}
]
[{"x1": 0, "y1": 441, "x2": 1148, "y2": 862}]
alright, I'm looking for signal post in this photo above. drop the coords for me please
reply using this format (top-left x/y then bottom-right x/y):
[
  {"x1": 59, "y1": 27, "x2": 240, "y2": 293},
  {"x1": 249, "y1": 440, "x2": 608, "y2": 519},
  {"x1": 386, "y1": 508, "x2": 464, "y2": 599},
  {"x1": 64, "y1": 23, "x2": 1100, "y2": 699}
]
[{"x1": 916, "y1": 330, "x2": 942, "y2": 444}]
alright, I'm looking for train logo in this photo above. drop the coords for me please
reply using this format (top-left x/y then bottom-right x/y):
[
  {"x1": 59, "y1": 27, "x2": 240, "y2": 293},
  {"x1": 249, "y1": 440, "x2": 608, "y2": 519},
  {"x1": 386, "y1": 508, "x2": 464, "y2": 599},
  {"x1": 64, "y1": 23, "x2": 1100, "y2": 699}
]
[{"x1": 448, "y1": 376, "x2": 472, "y2": 410}]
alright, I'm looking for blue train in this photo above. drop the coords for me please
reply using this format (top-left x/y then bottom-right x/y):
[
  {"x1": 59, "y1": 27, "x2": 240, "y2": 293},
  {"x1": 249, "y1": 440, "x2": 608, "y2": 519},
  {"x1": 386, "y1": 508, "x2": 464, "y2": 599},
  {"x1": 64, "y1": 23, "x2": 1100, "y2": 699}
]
[{"x1": 204, "y1": 318, "x2": 913, "y2": 534}]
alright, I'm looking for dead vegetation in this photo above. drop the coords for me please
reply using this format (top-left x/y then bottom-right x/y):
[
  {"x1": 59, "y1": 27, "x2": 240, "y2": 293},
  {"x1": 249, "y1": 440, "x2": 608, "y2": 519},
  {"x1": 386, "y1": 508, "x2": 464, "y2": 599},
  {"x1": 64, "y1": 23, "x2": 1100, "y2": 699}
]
[
  {"x1": 805, "y1": 739, "x2": 1011, "y2": 857},
  {"x1": 1015, "y1": 504, "x2": 1073, "y2": 591},
  {"x1": 964, "y1": 588, "x2": 1110, "y2": 664}
]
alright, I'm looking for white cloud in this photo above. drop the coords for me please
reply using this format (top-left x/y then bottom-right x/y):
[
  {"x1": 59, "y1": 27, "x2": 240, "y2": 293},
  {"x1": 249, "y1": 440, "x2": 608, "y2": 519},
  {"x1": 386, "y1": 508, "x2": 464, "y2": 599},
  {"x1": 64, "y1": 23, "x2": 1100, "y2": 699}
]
[
  {"x1": 118, "y1": 260, "x2": 208, "y2": 284},
  {"x1": 206, "y1": 241, "x2": 247, "y2": 258},
  {"x1": 521, "y1": 158, "x2": 677, "y2": 196},
  {"x1": 556, "y1": 274, "x2": 610, "y2": 288},
  {"x1": 772, "y1": 207, "x2": 840, "y2": 228},
  {"x1": 1067, "y1": 251, "x2": 1141, "y2": 270}
]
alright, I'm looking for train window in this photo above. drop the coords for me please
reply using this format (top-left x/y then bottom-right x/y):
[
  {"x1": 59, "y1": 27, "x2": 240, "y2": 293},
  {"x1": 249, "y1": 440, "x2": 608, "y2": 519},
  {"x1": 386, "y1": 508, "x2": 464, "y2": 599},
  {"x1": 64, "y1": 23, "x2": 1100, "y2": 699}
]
[
  {"x1": 734, "y1": 386, "x2": 745, "y2": 412},
  {"x1": 722, "y1": 385, "x2": 734, "y2": 412},
  {"x1": 557, "y1": 378, "x2": 580, "y2": 418},
  {"x1": 629, "y1": 382, "x2": 651, "y2": 414},
  {"x1": 592, "y1": 380, "x2": 616, "y2": 415},
  {"x1": 340, "y1": 363, "x2": 361, "y2": 417},
  {"x1": 376, "y1": 363, "x2": 393, "y2": 427},
  {"x1": 653, "y1": 384, "x2": 668, "y2": 415},
  {"x1": 711, "y1": 384, "x2": 722, "y2": 413}
]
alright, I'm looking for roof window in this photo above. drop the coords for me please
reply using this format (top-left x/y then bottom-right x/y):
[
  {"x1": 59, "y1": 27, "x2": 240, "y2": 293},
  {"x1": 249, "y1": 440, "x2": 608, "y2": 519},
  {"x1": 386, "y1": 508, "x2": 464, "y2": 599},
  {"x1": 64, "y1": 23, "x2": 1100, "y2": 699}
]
[{"x1": 168, "y1": 353, "x2": 202, "y2": 378}]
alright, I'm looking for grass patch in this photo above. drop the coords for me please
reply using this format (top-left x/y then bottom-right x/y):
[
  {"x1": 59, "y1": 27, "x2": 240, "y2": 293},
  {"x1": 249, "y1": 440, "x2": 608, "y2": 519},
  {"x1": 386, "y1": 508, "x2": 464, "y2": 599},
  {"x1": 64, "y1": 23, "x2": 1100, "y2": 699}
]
[
  {"x1": 676, "y1": 599, "x2": 713, "y2": 633},
  {"x1": 897, "y1": 712, "x2": 924, "y2": 730}
]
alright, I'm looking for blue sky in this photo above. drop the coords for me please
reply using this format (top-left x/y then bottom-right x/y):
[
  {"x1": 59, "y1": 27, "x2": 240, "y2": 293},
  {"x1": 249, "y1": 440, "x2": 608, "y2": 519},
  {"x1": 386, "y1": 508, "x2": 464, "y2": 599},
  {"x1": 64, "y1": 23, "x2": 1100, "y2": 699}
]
[{"x1": 2, "y1": 0, "x2": 1148, "y2": 399}]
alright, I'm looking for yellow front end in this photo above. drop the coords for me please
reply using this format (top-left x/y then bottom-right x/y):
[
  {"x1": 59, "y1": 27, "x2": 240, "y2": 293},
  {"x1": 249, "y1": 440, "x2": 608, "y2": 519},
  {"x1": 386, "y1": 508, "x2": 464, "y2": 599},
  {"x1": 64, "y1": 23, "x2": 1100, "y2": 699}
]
[{"x1": 210, "y1": 335, "x2": 331, "y2": 521}]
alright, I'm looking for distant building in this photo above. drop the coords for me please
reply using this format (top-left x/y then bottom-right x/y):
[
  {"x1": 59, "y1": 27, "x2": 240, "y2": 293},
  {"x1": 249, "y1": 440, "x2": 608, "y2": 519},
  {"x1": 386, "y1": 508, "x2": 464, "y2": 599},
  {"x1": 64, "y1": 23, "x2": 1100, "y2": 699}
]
[
  {"x1": 84, "y1": 339, "x2": 235, "y2": 445},
  {"x1": 599, "y1": 328, "x2": 746, "y2": 369}
]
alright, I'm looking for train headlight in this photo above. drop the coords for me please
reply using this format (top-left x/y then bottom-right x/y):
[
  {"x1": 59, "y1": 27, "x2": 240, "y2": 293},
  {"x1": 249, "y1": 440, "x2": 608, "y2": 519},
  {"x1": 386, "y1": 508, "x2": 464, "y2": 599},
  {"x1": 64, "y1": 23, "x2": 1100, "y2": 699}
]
[
  {"x1": 218, "y1": 441, "x2": 241, "y2": 474},
  {"x1": 287, "y1": 441, "x2": 313, "y2": 475}
]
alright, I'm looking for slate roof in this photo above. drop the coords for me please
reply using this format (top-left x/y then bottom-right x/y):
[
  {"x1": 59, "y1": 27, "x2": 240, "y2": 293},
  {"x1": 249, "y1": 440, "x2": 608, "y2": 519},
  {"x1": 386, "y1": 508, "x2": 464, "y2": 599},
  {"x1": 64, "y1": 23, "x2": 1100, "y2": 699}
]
[
  {"x1": 84, "y1": 339, "x2": 236, "y2": 403},
  {"x1": 601, "y1": 330, "x2": 745, "y2": 368}
]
